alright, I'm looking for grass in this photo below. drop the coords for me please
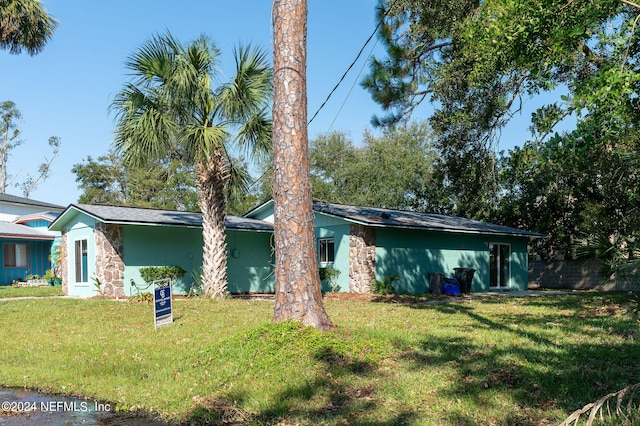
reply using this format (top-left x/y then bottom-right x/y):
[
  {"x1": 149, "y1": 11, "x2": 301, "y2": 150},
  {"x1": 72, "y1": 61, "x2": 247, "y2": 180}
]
[
  {"x1": 0, "y1": 292, "x2": 638, "y2": 425},
  {"x1": 0, "y1": 284, "x2": 64, "y2": 298}
]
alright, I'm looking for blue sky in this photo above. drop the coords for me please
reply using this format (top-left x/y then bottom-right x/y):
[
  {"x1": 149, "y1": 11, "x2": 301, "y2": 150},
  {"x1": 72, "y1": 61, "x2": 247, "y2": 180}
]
[
  {"x1": 1, "y1": 1, "x2": 543, "y2": 208},
  {"x1": 1, "y1": 1, "x2": 396, "y2": 206}
]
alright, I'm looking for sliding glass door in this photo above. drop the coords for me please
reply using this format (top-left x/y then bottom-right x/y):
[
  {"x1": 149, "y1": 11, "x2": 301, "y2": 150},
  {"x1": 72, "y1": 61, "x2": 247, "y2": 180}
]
[{"x1": 489, "y1": 243, "x2": 510, "y2": 289}]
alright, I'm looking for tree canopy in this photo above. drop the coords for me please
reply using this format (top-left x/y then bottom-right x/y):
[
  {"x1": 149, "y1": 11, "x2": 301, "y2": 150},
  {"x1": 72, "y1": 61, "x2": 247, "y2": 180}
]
[
  {"x1": 364, "y1": 0, "x2": 640, "y2": 263},
  {"x1": 0, "y1": 0, "x2": 57, "y2": 55},
  {"x1": 310, "y1": 122, "x2": 443, "y2": 212}
]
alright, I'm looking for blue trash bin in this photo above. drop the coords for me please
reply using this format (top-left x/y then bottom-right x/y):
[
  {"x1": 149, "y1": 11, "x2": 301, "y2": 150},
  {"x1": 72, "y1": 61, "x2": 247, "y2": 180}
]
[{"x1": 443, "y1": 278, "x2": 460, "y2": 296}]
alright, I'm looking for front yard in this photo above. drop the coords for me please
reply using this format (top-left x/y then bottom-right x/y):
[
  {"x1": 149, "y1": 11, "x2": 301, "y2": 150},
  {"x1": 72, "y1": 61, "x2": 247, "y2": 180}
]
[
  {"x1": 0, "y1": 284, "x2": 64, "y2": 298},
  {"x1": 0, "y1": 292, "x2": 637, "y2": 425}
]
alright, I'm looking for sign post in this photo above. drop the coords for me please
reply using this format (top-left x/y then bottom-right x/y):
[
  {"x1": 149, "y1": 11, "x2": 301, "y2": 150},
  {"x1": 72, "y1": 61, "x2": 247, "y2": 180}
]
[{"x1": 153, "y1": 281, "x2": 173, "y2": 329}]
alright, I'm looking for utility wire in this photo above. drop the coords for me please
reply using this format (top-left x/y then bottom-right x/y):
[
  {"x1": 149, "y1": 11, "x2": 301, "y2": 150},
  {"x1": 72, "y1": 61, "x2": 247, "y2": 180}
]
[
  {"x1": 327, "y1": 37, "x2": 380, "y2": 132},
  {"x1": 307, "y1": 0, "x2": 398, "y2": 125}
]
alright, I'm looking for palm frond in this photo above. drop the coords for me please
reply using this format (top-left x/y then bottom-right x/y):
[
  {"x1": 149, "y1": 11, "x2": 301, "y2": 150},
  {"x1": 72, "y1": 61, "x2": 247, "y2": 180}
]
[
  {"x1": 216, "y1": 44, "x2": 272, "y2": 122},
  {"x1": 235, "y1": 109, "x2": 272, "y2": 164},
  {"x1": 0, "y1": 0, "x2": 58, "y2": 55},
  {"x1": 125, "y1": 33, "x2": 176, "y2": 85},
  {"x1": 575, "y1": 232, "x2": 640, "y2": 285},
  {"x1": 182, "y1": 124, "x2": 229, "y2": 163},
  {"x1": 224, "y1": 155, "x2": 252, "y2": 204}
]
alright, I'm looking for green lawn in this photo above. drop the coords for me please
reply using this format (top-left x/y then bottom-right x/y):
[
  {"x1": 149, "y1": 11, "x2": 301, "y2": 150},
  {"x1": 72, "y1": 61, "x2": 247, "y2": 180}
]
[
  {"x1": 0, "y1": 293, "x2": 638, "y2": 425},
  {"x1": 0, "y1": 284, "x2": 64, "y2": 298}
]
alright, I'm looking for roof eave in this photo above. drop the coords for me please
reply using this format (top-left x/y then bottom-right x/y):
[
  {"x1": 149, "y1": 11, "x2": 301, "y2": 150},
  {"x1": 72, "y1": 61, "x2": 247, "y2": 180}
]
[{"x1": 314, "y1": 210, "x2": 543, "y2": 239}]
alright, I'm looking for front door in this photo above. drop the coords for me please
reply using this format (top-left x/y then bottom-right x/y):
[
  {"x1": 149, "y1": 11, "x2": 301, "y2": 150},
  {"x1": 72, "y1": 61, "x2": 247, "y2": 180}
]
[{"x1": 489, "y1": 243, "x2": 510, "y2": 289}]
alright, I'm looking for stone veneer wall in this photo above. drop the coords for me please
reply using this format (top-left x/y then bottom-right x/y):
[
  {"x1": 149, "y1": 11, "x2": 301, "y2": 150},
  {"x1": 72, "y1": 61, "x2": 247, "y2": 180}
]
[
  {"x1": 95, "y1": 223, "x2": 125, "y2": 298},
  {"x1": 349, "y1": 224, "x2": 376, "y2": 293},
  {"x1": 59, "y1": 233, "x2": 68, "y2": 296}
]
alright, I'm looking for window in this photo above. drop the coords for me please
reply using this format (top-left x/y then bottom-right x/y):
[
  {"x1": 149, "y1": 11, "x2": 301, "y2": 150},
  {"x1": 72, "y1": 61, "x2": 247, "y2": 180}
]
[
  {"x1": 319, "y1": 238, "x2": 335, "y2": 264},
  {"x1": 74, "y1": 239, "x2": 88, "y2": 283},
  {"x1": 3, "y1": 243, "x2": 28, "y2": 268}
]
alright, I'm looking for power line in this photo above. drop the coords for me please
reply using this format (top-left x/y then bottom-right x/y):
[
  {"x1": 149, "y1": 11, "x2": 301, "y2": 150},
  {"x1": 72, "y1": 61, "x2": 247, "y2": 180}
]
[
  {"x1": 327, "y1": 37, "x2": 380, "y2": 132},
  {"x1": 307, "y1": 0, "x2": 398, "y2": 126}
]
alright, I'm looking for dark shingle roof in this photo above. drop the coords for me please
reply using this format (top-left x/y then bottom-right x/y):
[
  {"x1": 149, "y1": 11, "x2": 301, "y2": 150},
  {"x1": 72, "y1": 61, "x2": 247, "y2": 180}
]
[
  {"x1": 0, "y1": 193, "x2": 64, "y2": 210},
  {"x1": 312, "y1": 200, "x2": 543, "y2": 238},
  {"x1": 54, "y1": 204, "x2": 273, "y2": 232}
]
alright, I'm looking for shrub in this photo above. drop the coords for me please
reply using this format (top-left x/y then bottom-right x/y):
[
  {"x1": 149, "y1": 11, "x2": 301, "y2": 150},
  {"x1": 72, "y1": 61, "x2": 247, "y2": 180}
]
[
  {"x1": 129, "y1": 292, "x2": 154, "y2": 303},
  {"x1": 370, "y1": 275, "x2": 400, "y2": 295},
  {"x1": 139, "y1": 266, "x2": 186, "y2": 283},
  {"x1": 319, "y1": 267, "x2": 341, "y2": 292}
]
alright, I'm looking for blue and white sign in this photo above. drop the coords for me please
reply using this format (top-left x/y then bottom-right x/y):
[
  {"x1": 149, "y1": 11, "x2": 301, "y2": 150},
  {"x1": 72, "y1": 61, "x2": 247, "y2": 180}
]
[{"x1": 153, "y1": 285, "x2": 173, "y2": 329}]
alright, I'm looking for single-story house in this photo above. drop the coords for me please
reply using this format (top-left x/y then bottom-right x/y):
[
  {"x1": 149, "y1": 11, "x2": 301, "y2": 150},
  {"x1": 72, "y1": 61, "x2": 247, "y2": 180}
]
[
  {"x1": 245, "y1": 200, "x2": 544, "y2": 294},
  {"x1": 0, "y1": 194, "x2": 64, "y2": 285},
  {"x1": 48, "y1": 204, "x2": 274, "y2": 298}
]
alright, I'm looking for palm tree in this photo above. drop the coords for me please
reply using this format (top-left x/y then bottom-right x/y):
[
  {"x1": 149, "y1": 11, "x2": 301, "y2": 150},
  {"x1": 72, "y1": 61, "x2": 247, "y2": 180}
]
[
  {"x1": 112, "y1": 32, "x2": 272, "y2": 299},
  {"x1": 0, "y1": 0, "x2": 57, "y2": 55},
  {"x1": 272, "y1": 0, "x2": 334, "y2": 330}
]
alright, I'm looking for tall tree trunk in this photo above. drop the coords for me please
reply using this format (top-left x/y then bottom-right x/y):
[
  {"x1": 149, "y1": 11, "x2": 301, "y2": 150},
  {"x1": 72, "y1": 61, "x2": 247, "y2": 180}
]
[
  {"x1": 271, "y1": 0, "x2": 334, "y2": 331},
  {"x1": 197, "y1": 152, "x2": 229, "y2": 299}
]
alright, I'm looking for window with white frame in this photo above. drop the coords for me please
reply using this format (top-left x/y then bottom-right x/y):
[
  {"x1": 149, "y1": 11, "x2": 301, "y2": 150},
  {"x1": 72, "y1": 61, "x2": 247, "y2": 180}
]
[
  {"x1": 319, "y1": 238, "x2": 335, "y2": 264},
  {"x1": 3, "y1": 243, "x2": 28, "y2": 268}
]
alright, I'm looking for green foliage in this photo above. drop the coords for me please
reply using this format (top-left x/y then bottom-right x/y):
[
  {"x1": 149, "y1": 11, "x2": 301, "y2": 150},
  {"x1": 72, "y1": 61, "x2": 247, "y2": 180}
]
[
  {"x1": 91, "y1": 276, "x2": 104, "y2": 298},
  {"x1": 496, "y1": 132, "x2": 640, "y2": 259},
  {"x1": 72, "y1": 150, "x2": 199, "y2": 211},
  {"x1": 366, "y1": 0, "x2": 640, "y2": 225},
  {"x1": 310, "y1": 122, "x2": 444, "y2": 212},
  {"x1": 187, "y1": 267, "x2": 204, "y2": 297},
  {"x1": 128, "y1": 292, "x2": 154, "y2": 304},
  {"x1": 42, "y1": 269, "x2": 57, "y2": 281},
  {"x1": 370, "y1": 274, "x2": 400, "y2": 295},
  {"x1": 139, "y1": 265, "x2": 186, "y2": 284},
  {"x1": 628, "y1": 292, "x2": 640, "y2": 317},
  {"x1": 319, "y1": 266, "x2": 341, "y2": 292},
  {"x1": 0, "y1": 0, "x2": 58, "y2": 55}
]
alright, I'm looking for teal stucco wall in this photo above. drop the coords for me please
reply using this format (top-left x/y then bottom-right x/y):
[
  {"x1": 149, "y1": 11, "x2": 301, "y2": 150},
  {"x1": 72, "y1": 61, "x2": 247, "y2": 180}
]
[
  {"x1": 226, "y1": 230, "x2": 274, "y2": 293},
  {"x1": 375, "y1": 228, "x2": 530, "y2": 294},
  {"x1": 123, "y1": 225, "x2": 274, "y2": 295},
  {"x1": 313, "y1": 213, "x2": 351, "y2": 292},
  {"x1": 123, "y1": 225, "x2": 202, "y2": 295}
]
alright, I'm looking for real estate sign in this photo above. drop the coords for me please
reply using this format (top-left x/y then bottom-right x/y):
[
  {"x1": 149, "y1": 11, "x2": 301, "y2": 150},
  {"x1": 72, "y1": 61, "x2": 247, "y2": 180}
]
[{"x1": 154, "y1": 285, "x2": 173, "y2": 329}]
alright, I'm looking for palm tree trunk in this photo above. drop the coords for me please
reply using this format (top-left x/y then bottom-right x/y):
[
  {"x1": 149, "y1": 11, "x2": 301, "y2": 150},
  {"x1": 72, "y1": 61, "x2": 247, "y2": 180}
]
[
  {"x1": 272, "y1": 0, "x2": 334, "y2": 331},
  {"x1": 197, "y1": 152, "x2": 229, "y2": 299}
]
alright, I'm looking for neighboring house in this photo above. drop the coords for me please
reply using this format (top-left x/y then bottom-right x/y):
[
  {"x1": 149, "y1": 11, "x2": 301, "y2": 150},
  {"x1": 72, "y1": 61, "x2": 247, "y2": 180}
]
[
  {"x1": 48, "y1": 204, "x2": 274, "y2": 298},
  {"x1": 245, "y1": 200, "x2": 544, "y2": 294},
  {"x1": 0, "y1": 193, "x2": 65, "y2": 222},
  {"x1": 0, "y1": 194, "x2": 64, "y2": 285}
]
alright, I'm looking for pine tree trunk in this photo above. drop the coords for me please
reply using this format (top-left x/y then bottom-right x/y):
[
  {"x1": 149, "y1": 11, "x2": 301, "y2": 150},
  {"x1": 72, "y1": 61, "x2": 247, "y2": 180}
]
[
  {"x1": 197, "y1": 153, "x2": 229, "y2": 299},
  {"x1": 271, "y1": 0, "x2": 334, "y2": 331}
]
